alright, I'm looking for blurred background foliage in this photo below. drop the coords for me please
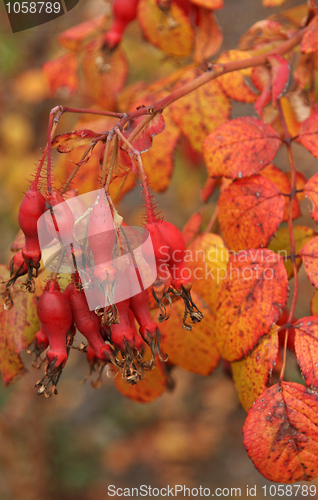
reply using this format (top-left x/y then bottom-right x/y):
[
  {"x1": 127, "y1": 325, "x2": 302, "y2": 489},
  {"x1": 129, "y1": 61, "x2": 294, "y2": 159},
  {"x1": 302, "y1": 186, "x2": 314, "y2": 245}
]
[{"x1": 1, "y1": 0, "x2": 318, "y2": 498}]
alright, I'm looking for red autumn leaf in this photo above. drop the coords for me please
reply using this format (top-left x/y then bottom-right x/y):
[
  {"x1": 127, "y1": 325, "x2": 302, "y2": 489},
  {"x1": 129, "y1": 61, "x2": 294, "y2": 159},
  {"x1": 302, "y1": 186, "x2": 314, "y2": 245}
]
[
  {"x1": 114, "y1": 352, "x2": 168, "y2": 403},
  {"x1": 216, "y1": 249, "x2": 288, "y2": 362},
  {"x1": 261, "y1": 163, "x2": 301, "y2": 221},
  {"x1": 232, "y1": 326, "x2": 279, "y2": 411},
  {"x1": 190, "y1": 0, "x2": 223, "y2": 9},
  {"x1": 123, "y1": 113, "x2": 165, "y2": 154},
  {"x1": 82, "y1": 41, "x2": 128, "y2": 111},
  {"x1": 217, "y1": 50, "x2": 257, "y2": 103},
  {"x1": 170, "y1": 67, "x2": 230, "y2": 153},
  {"x1": 267, "y1": 54, "x2": 290, "y2": 105},
  {"x1": 182, "y1": 212, "x2": 202, "y2": 245},
  {"x1": 294, "y1": 317, "x2": 318, "y2": 390},
  {"x1": 0, "y1": 265, "x2": 40, "y2": 386},
  {"x1": 42, "y1": 52, "x2": 79, "y2": 97},
  {"x1": 302, "y1": 14, "x2": 318, "y2": 54},
  {"x1": 243, "y1": 382, "x2": 318, "y2": 482},
  {"x1": 137, "y1": 0, "x2": 194, "y2": 58},
  {"x1": 203, "y1": 117, "x2": 282, "y2": 178},
  {"x1": 304, "y1": 172, "x2": 318, "y2": 222},
  {"x1": 297, "y1": 113, "x2": 318, "y2": 157},
  {"x1": 269, "y1": 226, "x2": 314, "y2": 279},
  {"x1": 299, "y1": 236, "x2": 318, "y2": 289},
  {"x1": 51, "y1": 130, "x2": 101, "y2": 153},
  {"x1": 218, "y1": 175, "x2": 285, "y2": 251},
  {"x1": 160, "y1": 293, "x2": 220, "y2": 376},
  {"x1": 57, "y1": 15, "x2": 107, "y2": 52},
  {"x1": 252, "y1": 65, "x2": 271, "y2": 117},
  {"x1": 194, "y1": 8, "x2": 223, "y2": 65},
  {"x1": 187, "y1": 233, "x2": 229, "y2": 314}
]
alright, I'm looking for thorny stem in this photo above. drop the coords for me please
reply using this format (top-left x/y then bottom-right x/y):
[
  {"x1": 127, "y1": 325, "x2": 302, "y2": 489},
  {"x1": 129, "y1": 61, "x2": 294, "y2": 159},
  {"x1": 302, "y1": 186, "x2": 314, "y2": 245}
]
[
  {"x1": 114, "y1": 128, "x2": 156, "y2": 223},
  {"x1": 205, "y1": 206, "x2": 218, "y2": 233},
  {"x1": 32, "y1": 107, "x2": 62, "y2": 191},
  {"x1": 277, "y1": 99, "x2": 298, "y2": 383},
  {"x1": 101, "y1": 134, "x2": 113, "y2": 189},
  {"x1": 105, "y1": 134, "x2": 118, "y2": 193},
  {"x1": 47, "y1": 106, "x2": 63, "y2": 193}
]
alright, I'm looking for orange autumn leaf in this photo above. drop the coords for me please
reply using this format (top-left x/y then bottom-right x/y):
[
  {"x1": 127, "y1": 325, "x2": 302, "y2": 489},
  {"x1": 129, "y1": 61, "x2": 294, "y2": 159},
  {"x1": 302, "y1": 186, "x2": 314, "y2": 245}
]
[
  {"x1": 203, "y1": 117, "x2": 281, "y2": 178},
  {"x1": 114, "y1": 352, "x2": 168, "y2": 403},
  {"x1": 294, "y1": 317, "x2": 318, "y2": 390},
  {"x1": 0, "y1": 266, "x2": 40, "y2": 386},
  {"x1": 160, "y1": 293, "x2": 220, "y2": 376},
  {"x1": 300, "y1": 236, "x2": 318, "y2": 289},
  {"x1": 57, "y1": 15, "x2": 108, "y2": 52},
  {"x1": 231, "y1": 326, "x2": 279, "y2": 411},
  {"x1": 216, "y1": 249, "x2": 288, "y2": 362},
  {"x1": 194, "y1": 8, "x2": 223, "y2": 65},
  {"x1": 263, "y1": 0, "x2": 287, "y2": 7},
  {"x1": 260, "y1": 163, "x2": 301, "y2": 221},
  {"x1": 243, "y1": 382, "x2": 318, "y2": 482},
  {"x1": 268, "y1": 226, "x2": 314, "y2": 279},
  {"x1": 137, "y1": 0, "x2": 194, "y2": 58},
  {"x1": 186, "y1": 232, "x2": 229, "y2": 314},
  {"x1": 238, "y1": 20, "x2": 288, "y2": 51},
  {"x1": 304, "y1": 172, "x2": 318, "y2": 222},
  {"x1": 217, "y1": 50, "x2": 257, "y2": 102},
  {"x1": 82, "y1": 42, "x2": 128, "y2": 110},
  {"x1": 170, "y1": 67, "x2": 230, "y2": 154},
  {"x1": 142, "y1": 109, "x2": 180, "y2": 192},
  {"x1": 297, "y1": 113, "x2": 318, "y2": 158},
  {"x1": 42, "y1": 52, "x2": 79, "y2": 97},
  {"x1": 302, "y1": 14, "x2": 318, "y2": 54},
  {"x1": 278, "y1": 96, "x2": 302, "y2": 137},
  {"x1": 190, "y1": 0, "x2": 223, "y2": 9},
  {"x1": 218, "y1": 175, "x2": 285, "y2": 251}
]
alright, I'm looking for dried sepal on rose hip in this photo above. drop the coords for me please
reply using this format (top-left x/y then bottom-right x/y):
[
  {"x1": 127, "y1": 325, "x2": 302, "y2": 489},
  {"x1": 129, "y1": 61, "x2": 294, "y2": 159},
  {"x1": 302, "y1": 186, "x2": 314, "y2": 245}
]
[{"x1": 0, "y1": 251, "x2": 28, "y2": 310}]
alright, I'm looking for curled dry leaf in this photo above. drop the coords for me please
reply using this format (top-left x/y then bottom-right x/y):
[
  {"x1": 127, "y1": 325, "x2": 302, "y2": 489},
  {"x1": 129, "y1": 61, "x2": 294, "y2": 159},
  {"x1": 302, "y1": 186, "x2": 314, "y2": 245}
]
[
  {"x1": 231, "y1": 325, "x2": 279, "y2": 411},
  {"x1": 267, "y1": 54, "x2": 290, "y2": 105},
  {"x1": 218, "y1": 175, "x2": 285, "y2": 251},
  {"x1": 243, "y1": 382, "x2": 318, "y2": 482},
  {"x1": 51, "y1": 130, "x2": 101, "y2": 153},
  {"x1": 203, "y1": 117, "x2": 281, "y2": 178},
  {"x1": 216, "y1": 249, "x2": 288, "y2": 362},
  {"x1": 252, "y1": 65, "x2": 271, "y2": 117}
]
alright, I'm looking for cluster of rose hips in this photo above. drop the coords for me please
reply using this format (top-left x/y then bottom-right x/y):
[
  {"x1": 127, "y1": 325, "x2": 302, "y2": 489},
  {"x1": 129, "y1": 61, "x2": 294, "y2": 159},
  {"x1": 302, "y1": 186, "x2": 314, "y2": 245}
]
[{"x1": 2, "y1": 156, "x2": 203, "y2": 397}]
